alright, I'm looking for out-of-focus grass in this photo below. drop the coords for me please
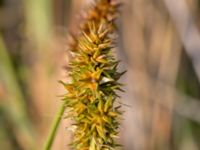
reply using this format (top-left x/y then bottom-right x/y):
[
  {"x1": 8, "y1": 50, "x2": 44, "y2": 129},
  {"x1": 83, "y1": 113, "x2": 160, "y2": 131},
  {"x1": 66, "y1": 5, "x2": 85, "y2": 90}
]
[
  {"x1": 0, "y1": 35, "x2": 36, "y2": 149},
  {"x1": 0, "y1": 0, "x2": 70, "y2": 149},
  {"x1": 24, "y1": 0, "x2": 53, "y2": 46}
]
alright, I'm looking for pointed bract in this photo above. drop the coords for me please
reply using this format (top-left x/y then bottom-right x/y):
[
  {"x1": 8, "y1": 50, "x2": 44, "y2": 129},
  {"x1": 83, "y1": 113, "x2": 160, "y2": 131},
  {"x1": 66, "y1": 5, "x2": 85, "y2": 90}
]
[{"x1": 62, "y1": 0, "x2": 124, "y2": 150}]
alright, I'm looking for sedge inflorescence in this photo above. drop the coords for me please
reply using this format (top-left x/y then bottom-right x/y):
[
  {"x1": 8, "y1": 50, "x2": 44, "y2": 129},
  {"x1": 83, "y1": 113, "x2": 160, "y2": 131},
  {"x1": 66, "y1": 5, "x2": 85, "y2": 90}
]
[{"x1": 61, "y1": 0, "x2": 124, "y2": 149}]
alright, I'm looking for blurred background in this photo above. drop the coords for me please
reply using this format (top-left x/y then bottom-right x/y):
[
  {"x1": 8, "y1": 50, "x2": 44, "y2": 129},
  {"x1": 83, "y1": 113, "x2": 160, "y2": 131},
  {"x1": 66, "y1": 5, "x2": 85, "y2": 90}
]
[{"x1": 1, "y1": 0, "x2": 200, "y2": 150}]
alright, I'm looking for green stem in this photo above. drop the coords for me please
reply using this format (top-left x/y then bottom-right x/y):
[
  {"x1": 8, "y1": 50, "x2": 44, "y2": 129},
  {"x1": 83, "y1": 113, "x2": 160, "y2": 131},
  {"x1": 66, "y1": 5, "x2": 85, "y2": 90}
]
[{"x1": 43, "y1": 101, "x2": 66, "y2": 150}]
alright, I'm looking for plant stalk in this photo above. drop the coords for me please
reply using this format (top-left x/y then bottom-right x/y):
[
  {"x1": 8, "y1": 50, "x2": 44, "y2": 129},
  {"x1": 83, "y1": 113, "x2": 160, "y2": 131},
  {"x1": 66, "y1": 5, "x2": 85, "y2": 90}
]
[{"x1": 43, "y1": 101, "x2": 66, "y2": 150}]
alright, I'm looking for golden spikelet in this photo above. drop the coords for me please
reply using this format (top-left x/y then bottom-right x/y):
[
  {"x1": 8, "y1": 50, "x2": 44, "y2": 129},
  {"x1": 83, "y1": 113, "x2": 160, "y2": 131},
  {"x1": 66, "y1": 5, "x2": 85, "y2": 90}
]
[{"x1": 62, "y1": 0, "x2": 124, "y2": 149}]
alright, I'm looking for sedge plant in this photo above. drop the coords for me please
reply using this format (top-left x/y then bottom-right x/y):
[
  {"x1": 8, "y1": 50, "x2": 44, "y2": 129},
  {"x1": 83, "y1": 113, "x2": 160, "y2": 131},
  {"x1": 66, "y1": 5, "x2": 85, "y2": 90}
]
[{"x1": 44, "y1": 0, "x2": 125, "y2": 150}]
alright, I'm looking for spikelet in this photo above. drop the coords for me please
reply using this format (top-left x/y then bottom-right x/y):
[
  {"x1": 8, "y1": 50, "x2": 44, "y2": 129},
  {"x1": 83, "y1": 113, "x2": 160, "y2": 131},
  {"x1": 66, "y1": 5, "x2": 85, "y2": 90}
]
[{"x1": 62, "y1": 0, "x2": 124, "y2": 149}]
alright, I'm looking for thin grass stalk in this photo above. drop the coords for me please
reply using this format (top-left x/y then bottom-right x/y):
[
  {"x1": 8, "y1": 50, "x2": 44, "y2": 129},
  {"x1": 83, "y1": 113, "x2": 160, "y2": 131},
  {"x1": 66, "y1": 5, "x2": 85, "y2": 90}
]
[{"x1": 43, "y1": 101, "x2": 66, "y2": 150}]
